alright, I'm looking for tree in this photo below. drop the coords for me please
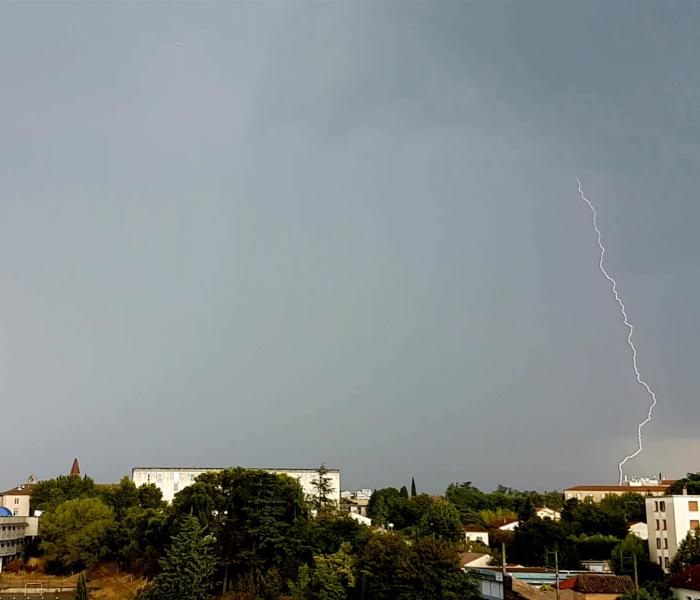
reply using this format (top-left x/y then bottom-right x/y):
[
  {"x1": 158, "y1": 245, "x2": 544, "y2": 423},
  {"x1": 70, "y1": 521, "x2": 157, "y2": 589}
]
[
  {"x1": 137, "y1": 516, "x2": 215, "y2": 600},
  {"x1": 411, "y1": 478, "x2": 417, "y2": 498},
  {"x1": 445, "y1": 482, "x2": 489, "y2": 524},
  {"x1": 171, "y1": 468, "x2": 310, "y2": 594},
  {"x1": 611, "y1": 535, "x2": 663, "y2": 585},
  {"x1": 413, "y1": 538, "x2": 480, "y2": 600},
  {"x1": 518, "y1": 496, "x2": 535, "y2": 522},
  {"x1": 400, "y1": 486, "x2": 409, "y2": 499},
  {"x1": 561, "y1": 498, "x2": 628, "y2": 538},
  {"x1": 669, "y1": 474, "x2": 700, "y2": 496},
  {"x1": 40, "y1": 497, "x2": 115, "y2": 572},
  {"x1": 74, "y1": 573, "x2": 89, "y2": 600},
  {"x1": 31, "y1": 476, "x2": 97, "y2": 513},
  {"x1": 418, "y1": 499, "x2": 463, "y2": 542},
  {"x1": 358, "y1": 533, "x2": 415, "y2": 600},
  {"x1": 509, "y1": 518, "x2": 579, "y2": 569},
  {"x1": 670, "y1": 529, "x2": 700, "y2": 574},
  {"x1": 289, "y1": 542, "x2": 356, "y2": 600},
  {"x1": 311, "y1": 464, "x2": 335, "y2": 511}
]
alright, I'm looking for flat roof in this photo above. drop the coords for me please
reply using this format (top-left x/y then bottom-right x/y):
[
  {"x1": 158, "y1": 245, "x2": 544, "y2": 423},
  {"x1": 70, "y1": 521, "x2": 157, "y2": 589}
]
[
  {"x1": 132, "y1": 466, "x2": 340, "y2": 474},
  {"x1": 565, "y1": 485, "x2": 669, "y2": 492}
]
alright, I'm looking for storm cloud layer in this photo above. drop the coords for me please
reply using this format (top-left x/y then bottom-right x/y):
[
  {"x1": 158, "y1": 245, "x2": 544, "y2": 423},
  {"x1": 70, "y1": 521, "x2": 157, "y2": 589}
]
[{"x1": 1, "y1": 1, "x2": 698, "y2": 492}]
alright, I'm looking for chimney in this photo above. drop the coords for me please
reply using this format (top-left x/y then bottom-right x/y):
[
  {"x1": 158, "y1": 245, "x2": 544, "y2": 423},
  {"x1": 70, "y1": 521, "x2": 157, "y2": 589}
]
[{"x1": 683, "y1": 487, "x2": 688, "y2": 496}]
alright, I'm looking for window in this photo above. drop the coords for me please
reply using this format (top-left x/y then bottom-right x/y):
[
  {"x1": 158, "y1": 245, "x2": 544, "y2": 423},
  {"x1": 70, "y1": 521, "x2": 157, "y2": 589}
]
[
  {"x1": 14, "y1": 498, "x2": 19, "y2": 504},
  {"x1": 663, "y1": 520, "x2": 667, "y2": 530},
  {"x1": 690, "y1": 501, "x2": 699, "y2": 512},
  {"x1": 691, "y1": 520, "x2": 700, "y2": 530},
  {"x1": 660, "y1": 501, "x2": 666, "y2": 512},
  {"x1": 656, "y1": 520, "x2": 660, "y2": 529},
  {"x1": 659, "y1": 557, "x2": 663, "y2": 567},
  {"x1": 13, "y1": 509, "x2": 18, "y2": 515},
  {"x1": 665, "y1": 539, "x2": 669, "y2": 549},
  {"x1": 657, "y1": 538, "x2": 662, "y2": 549},
  {"x1": 665, "y1": 557, "x2": 670, "y2": 568},
  {"x1": 655, "y1": 501, "x2": 660, "y2": 512}
]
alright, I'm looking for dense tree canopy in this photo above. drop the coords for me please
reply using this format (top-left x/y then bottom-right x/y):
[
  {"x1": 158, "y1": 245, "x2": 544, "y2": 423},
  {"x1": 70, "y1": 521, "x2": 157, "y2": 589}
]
[{"x1": 40, "y1": 497, "x2": 114, "y2": 572}]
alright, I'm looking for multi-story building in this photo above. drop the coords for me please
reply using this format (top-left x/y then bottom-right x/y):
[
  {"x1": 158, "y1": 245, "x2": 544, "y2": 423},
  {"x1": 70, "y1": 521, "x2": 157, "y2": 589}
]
[
  {"x1": 565, "y1": 483, "x2": 671, "y2": 503},
  {"x1": 132, "y1": 466, "x2": 341, "y2": 505},
  {"x1": 0, "y1": 477, "x2": 37, "y2": 517},
  {"x1": 645, "y1": 494, "x2": 700, "y2": 572},
  {"x1": 0, "y1": 510, "x2": 39, "y2": 573}
]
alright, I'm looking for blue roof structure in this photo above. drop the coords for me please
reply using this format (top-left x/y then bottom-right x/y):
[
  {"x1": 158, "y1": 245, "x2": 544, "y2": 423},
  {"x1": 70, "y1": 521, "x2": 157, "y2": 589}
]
[{"x1": 0, "y1": 506, "x2": 13, "y2": 516}]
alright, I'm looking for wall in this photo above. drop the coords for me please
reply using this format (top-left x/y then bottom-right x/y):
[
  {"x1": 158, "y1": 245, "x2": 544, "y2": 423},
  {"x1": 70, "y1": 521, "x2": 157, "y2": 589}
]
[
  {"x1": 0, "y1": 494, "x2": 31, "y2": 518},
  {"x1": 647, "y1": 495, "x2": 700, "y2": 572},
  {"x1": 132, "y1": 467, "x2": 341, "y2": 504}
]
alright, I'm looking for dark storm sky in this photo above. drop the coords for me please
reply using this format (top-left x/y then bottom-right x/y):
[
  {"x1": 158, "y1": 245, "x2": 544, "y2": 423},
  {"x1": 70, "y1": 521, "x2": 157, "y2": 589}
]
[{"x1": 1, "y1": 1, "x2": 699, "y2": 492}]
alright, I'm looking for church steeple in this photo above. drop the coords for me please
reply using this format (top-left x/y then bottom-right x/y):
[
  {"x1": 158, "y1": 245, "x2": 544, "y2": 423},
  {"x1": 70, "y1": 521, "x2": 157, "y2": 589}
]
[{"x1": 70, "y1": 458, "x2": 81, "y2": 477}]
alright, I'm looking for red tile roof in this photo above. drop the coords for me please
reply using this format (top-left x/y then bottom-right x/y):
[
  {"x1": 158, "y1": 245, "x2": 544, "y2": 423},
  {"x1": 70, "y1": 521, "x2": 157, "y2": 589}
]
[
  {"x1": 565, "y1": 485, "x2": 669, "y2": 492},
  {"x1": 0, "y1": 484, "x2": 35, "y2": 497},
  {"x1": 564, "y1": 575, "x2": 635, "y2": 594}
]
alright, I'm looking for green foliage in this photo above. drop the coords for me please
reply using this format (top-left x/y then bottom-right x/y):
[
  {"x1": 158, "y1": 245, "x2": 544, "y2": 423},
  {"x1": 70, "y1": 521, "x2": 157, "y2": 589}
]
[
  {"x1": 418, "y1": 498, "x2": 463, "y2": 542},
  {"x1": 479, "y1": 508, "x2": 518, "y2": 528},
  {"x1": 31, "y1": 476, "x2": 97, "y2": 513},
  {"x1": 367, "y1": 488, "x2": 434, "y2": 531},
  {"x1": 669, "y1": 474, "x2": 700, "y2": 496},
  {"x1": 509, "y1": 518, "x2": 579, "y2": 569},
  {"x1": 670, "y1": 528, "x2": 700, "y2": 574},
  {"x1": 358, "y1": 533, "x2": 418, "y2": 600},
  {"x1": 620, "y1": 585, "x2": 674, "y2": 600},
  {"x1": 444, "y1": 482, "x2": 563, "y2": 525},
  {"x1": 572, "y1": 534, "x2": 621, "y2": 560},
  {"x1": 311, "y1": 464, "x2": 335, "y2": 512},
  {"x1": 358, "y1": 533, "x2": 479, "y2": 600},
  {"x1": 561, "y1": 498, "x2": 628, "y2": 538},
  {"x1": 599, "y1": 493, "x2": 647, "y2": 524},
  {"x1": 307, "y1": 513, "x2": 373, "y2": 556},
  {"x1": 137, "y1": 516, "x2": 215, "y2": 600},
  {"x1": 289, "y1": 542, "x2": 356, "y2": 600},
  {"x1": 610, "y1": 535, "x2": 664, "y2": 584},
  {"x1": 40, "y1": 497, "x2": 115, "y2": 572},
  {"x1": 413, "y1": 538, "x2": 480, "y2": 599},
  {"x1": 114, "y1": 506, "x2": 169, "y2": 577},
  {"x1": 171, "y1": 468, "x2": 310, "y2": 593},
  {"x1": 74, "y1": 573, "x2": 89, "y2": 600}
]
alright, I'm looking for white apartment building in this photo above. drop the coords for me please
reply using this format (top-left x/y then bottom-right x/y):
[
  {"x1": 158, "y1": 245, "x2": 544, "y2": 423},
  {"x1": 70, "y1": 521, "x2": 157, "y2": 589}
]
[
  {"x1": 0, "y1": 479, "x2": 36, "y2": 517},
  {"x1": 132, "y1": 467, "x2": 341, "y2": 505},
  {"x1": 0, "y1": 512, "x2": 39, "y2": 573},
  {"x1": 645, "y1": 494, "x2": 700, "y2": 572}
]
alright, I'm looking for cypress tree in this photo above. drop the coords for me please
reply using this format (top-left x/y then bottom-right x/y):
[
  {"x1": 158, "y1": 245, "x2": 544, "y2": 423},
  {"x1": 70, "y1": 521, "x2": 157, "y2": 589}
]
[
  {"x1": 74, "y1": 573, "x2": 89, "y2": 600},
  {"x1": 411, "y1": 478, "x2": 417, "y2": 497}
]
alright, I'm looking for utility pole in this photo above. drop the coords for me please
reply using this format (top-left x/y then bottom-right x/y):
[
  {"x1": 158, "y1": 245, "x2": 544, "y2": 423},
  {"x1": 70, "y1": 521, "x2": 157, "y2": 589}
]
[
  {"x1": 501, "y1": 541, "x2": 507, "y2": 578},
  {"x1": 545, "y1": 547, "x2": 560, "y2": 600},
  {"x1": 619, "y1": 549, "x2": 639, "y2": 591}
]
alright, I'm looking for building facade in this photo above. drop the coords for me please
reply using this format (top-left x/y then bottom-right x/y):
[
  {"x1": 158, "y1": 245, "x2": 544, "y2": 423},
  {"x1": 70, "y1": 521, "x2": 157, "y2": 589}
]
[
  {"x1": 646, "y1": 494, "x2": 700, "y2": 572},
  {"x1": 132, "y1": 467, "x2": 341, "y2": 504},
  {"x1": 0, "y1": 514, "x2": 39, "y2": 573},
  {"x1": 565, "y1": 484, "x2": 670, "y2": 503},
  {"x1": 0, "y1": 479, "x2": 36, "y2": 518}
]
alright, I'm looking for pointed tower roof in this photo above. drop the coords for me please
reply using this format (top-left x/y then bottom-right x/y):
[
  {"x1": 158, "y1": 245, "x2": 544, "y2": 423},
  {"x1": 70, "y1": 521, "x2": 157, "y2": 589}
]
[{"x1": 70, "y1": 458, "x2": 81, "y2": 477}]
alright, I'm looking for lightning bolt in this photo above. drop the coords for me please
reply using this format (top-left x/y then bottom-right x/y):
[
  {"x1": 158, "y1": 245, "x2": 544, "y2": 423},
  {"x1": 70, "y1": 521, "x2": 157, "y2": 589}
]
[{"x1": 576, "y1": 178, "x2": 658, "y2": 485}]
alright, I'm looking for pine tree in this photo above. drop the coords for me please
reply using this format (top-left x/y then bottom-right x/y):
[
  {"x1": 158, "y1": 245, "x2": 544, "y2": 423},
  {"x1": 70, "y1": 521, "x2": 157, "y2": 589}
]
[
  {"x1": 137, "y1": 516, "x2": 215, "y2": 600},
  {"x1": 411, "y1": 478, "x2": 417, "y2": 497},
  {"x1": 311, "y1": 464, "x2": 334, "y2": 511},
  {"x1": 670, "y1": 529, "x2": 700, "y2": 574},
  {"x1": 74, "y1": 573, "x2": 89, "y2": 600}
]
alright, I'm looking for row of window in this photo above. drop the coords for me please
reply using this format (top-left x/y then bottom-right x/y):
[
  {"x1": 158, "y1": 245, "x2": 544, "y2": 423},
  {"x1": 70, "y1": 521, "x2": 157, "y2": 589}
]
[
  {"x1": 658, "y1": 557, "x2": 670, "y2": 568},
  {"x1": 654, "y1": 500, "x2": 699, "y2": 512},
  {"x1": 656, "y1": 538, "x2": 669, "y2": 549},
  {"x1": 0, "y1": 525, "x2": 22, "y2": 531}
]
